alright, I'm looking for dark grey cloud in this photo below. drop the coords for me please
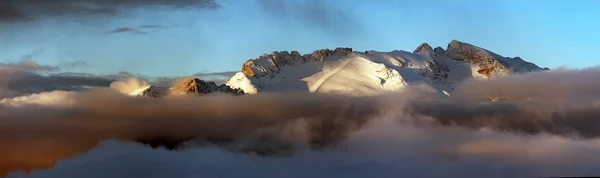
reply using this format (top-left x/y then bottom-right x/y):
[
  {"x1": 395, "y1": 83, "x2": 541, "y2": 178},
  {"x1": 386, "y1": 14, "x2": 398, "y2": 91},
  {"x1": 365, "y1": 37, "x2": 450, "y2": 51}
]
[
  {"x1": 106, "y1": 25, "x2": 169, "y2": 34},
  {"x1": 0, "y1": 2, "x2": 30, "y2": 21},
  {"x1": 255, "y1": 0, "x2": 364, "y2": 38},
  {"x1": 0, "y1": 60, "x2": 59, "y2": 72},
  {"x1": 0, "y1": 67, "x2": 116, "y2": 98},
  {"x1": 54, "y1": 71, "x2": 135, "y2": 81},
  {"x1": 0, "y1": 0, "x2": 218, "y2": 22},
  {"x1": 105, "y1": 27, "x2": 145, "y2": 34},
  {"x1": 53, "y1": 72, "x2": 95, "y2": 77}
]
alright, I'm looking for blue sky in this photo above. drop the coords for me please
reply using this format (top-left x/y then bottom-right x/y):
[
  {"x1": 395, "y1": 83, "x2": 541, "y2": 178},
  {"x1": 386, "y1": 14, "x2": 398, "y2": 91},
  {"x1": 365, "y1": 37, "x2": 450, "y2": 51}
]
[{"x1": 1, "y1": 0, "x2": 599, "y2": 77}]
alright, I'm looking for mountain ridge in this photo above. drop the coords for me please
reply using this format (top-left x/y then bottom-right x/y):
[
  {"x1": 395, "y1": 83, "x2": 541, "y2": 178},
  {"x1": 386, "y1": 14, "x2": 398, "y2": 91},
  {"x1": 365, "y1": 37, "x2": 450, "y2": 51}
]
[
  {"x1": 225, "y1": 39, "x2": 546, "y2": 96},
  {"x1": 133, "y1": 78, "x2": 244, "y2": 97}
]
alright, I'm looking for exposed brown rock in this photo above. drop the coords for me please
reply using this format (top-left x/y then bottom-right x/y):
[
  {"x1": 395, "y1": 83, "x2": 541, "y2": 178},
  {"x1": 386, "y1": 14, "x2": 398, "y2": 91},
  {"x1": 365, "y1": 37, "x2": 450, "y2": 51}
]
[
  {"x1": 414, "y1": 43, "x2": 433, "y2": 54},
  {"x1": 166, "y1": 78, "x2": 244, "y2": 96},
  {"x1": 477, "y1": 67, "x2": 495, "y2": 77},
  {"x1": 242, "y1": 60, "x2": 256, "y2": 77}
]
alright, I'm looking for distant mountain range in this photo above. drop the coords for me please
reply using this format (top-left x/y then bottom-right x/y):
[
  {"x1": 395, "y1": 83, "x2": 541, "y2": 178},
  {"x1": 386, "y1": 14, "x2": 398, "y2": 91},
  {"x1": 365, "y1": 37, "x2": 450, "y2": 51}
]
[{"x1": 225, "y1": 40, "x2": 546, "y2": 96}]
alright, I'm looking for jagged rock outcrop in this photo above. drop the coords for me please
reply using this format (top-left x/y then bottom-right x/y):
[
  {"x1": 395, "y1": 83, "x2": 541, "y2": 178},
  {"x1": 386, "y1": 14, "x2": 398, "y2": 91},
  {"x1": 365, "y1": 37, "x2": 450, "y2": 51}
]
[
  {"x1": 241, "y1": 47, "x2": 353, "y2": 77},
  {"x1": 414, "y1": 43, "x2": 435, "y2": 59},
  {"x1": 433, "y1": 47, "x2": 445, "y2": 57},
  {"x1": 303, "y1": 47, "x2": 353, "y2": 62},
  {"x1": 170, "y1": 78, "x2": 244, "y2": 96},
  {"x1": 419, "y1": 60, "x2": 451, "y2": 85}
]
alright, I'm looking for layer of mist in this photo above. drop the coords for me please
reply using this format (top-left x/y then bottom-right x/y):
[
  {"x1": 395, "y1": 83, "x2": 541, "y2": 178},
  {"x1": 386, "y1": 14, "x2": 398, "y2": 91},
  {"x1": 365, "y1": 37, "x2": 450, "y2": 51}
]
[{"x1": 1, "y1": 67, "x2": 600, "y2": 177}]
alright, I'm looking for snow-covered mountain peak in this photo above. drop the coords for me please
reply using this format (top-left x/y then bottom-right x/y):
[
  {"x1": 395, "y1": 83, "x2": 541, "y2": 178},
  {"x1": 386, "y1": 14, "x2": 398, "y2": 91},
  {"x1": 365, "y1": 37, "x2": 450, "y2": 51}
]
[{"x1": 226, "y1": 40, "x2": 546, "y2": 96}]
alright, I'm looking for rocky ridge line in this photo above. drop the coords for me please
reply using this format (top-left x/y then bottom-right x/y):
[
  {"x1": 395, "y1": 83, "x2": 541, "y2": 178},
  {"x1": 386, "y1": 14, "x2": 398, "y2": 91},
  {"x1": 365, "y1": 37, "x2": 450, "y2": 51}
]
[{"x1": 241, "y1": 47, "x2": 353, "y2": 77}]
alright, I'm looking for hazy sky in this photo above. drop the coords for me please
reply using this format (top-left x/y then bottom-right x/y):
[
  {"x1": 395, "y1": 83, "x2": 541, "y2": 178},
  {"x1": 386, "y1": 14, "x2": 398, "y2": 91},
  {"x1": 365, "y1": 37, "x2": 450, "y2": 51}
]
[{"x1": 1, "y1": 0, "x2": 599, "y2": 77}]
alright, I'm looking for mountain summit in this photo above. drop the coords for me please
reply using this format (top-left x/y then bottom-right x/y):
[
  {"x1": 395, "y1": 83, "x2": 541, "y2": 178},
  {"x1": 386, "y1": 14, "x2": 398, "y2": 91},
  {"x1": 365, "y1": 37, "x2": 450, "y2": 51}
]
[{"x1": 226, "y1": 40, "x2": 546, "y2": 96}]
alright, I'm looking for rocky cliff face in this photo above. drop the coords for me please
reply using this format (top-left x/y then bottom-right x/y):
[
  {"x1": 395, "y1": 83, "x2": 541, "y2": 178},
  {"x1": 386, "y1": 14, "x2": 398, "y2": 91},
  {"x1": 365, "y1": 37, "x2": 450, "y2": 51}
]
[
  {"x1": 414, "y1": 43, "x2": 435, "y2": 59},
  {"x1": 433, "y1": 47, "x2": 445, "y2": 57},
  {"x1": 241, "y1": 47, "x2": 353, "y2": 78},
  {"x1": 135, "y1": 78, "x2": 244, "y2": 97},
  {"x1": 444, "y1": 40, "x2": 545, "y2": 77},
  {"x1": 169, "y1": 78, "x2": 244, "y2": 96}
]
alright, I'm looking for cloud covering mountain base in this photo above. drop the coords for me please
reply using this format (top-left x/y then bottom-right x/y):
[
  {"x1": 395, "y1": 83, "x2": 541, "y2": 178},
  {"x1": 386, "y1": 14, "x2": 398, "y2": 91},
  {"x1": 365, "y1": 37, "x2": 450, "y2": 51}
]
[{"x1": 2, "y1": 67, "x2": 600, "y2": 177}]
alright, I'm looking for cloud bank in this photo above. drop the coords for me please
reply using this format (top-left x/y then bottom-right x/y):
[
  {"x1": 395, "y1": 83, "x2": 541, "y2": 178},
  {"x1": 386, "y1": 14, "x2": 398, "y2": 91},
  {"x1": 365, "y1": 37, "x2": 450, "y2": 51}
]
[
  {"x1": 0, "y1": 89, "x2": 379, "y2": 175},
  {"x1": 1, "y1": 68, "x2": 600, "y2": 177}
]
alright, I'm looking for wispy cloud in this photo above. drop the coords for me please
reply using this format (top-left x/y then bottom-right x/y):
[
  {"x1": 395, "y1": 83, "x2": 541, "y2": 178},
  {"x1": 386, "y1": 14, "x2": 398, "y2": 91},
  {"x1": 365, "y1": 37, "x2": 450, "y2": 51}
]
[
  {"x1": 0, "y1": 60, "x2": 59, "y2": 72},
  {"x1": 139, "y1": 25, "x2": 165, "y2": 29},
  {"x1": 105, "y1": 27, "x2": 144, "y2": 34},
  {"x1": 106, "y1": 25, "x2": 171, "y2": 34},
  {"x1": 0, "y1": 0, "x2": 218, "y2": 22}
]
